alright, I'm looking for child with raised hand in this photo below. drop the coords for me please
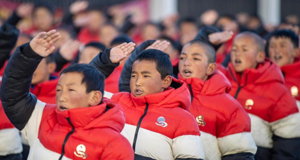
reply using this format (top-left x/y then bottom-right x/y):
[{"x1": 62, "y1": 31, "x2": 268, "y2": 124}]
[
  {"x1": 90, "y1": 40, "x2": 205, "y2": 160},
  {"x1": 223, "y1": 31, "x2": 300, "y2": 160},
  {"x1": 178, "y1": 39, "x2": 257, "y2": 160},
  {"x1": 0, "y1": 30, "x2": 134, "y2": 160},
  {"x1": 268, "y1": 29, "x2": 300, "y2": 109}
]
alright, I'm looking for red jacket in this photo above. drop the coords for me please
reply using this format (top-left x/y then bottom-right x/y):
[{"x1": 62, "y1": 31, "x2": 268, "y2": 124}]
[
  {"x1": 223, "y1": 60, "x2": 300, "y2": 160},
  {"x1": 111, "y1": 78, "x2": 205, "y2": 160},
  {"x1": 281, "y1": 58, "x2": 300, "y2": 102},
  {"x1": 77, "y1": 27, "x2": 100, "y2": 44},
  {"x1": 23, "y1": 98, "x2": 133, "y2": 160},
  {"x1": 0, "y1": 102, "x2": 14, "y2": 129},
  {"x1": 30, "y1": 79, "x2": 58, "y2": 104},
  {"x1": 104, "y1": 66, "x2": 122, "y2": 93},
  {"x1": 179, "y1": 71, "x2": 256, "y2": 160}
]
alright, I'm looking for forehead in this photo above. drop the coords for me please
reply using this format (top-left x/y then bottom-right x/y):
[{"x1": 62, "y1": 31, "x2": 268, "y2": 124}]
[
  {"x1": 132, "y1": 60, "x2": 158, "y2": 72},
  {"x1": 270, "y1": 36, "x2": 293, "y2": 44},
  {"x1": 182, "y1": 43, "x2": 208, "y2": 56},
  {"x1": 59, "y1": 72, "x2": 83, "y2": 84},
  {"x1": 233, "y1": 34, "x2": 256, "y2": 46}
]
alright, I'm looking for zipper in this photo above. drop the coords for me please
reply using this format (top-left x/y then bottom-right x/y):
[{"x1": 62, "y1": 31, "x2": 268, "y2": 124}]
[
  {"x1": 58, "y1": 118, "x2": 75, "y2": 160},
  {"x1": 188, "y1": 84, "x2": 194, "y2": 102},
  {"x1": 132, "y1": 103, "x2": 149, "y2": 152},
  {"x1": 229, "y1": 68, "x2": 246, "y2": 99}
]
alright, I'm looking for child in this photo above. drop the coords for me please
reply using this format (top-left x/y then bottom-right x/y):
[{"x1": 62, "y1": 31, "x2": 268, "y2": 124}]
[
  {"x1": 0, "y1": 30, "x2": 134, "y2": 160},
  {"x1": 178, "y1": 39, "x2": 257, "y2": 160},
  {"x1": 223, "y1": 31, "x2": 300, "y2": 160},
  {"x1": 268, "y1": 29, "x2": 300, "y2": 108},
  {"x1": 90, "y1": 41, "x2": 205, "y2": 160}
]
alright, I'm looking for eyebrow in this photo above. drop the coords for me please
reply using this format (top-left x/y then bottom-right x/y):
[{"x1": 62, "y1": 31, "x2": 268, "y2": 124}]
[{"x1": 192, "y1": 53, "x2": 202, "y2": 56}]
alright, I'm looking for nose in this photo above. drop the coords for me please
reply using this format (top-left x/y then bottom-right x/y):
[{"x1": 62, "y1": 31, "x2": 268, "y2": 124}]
[
  {"x1": 57, "y1": 90, "x2": 67, "y2": 103},
  {"x1": 135, "y1": 76, "x2": 142, "y2": 87},
  {"x1": 183, "y1": 58, "x2": 191, "y2": 66}
]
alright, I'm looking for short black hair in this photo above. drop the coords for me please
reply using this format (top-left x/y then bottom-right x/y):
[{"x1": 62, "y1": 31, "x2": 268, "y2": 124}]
[
  {"x1": 159, "y1": 35, "x2": 180, "y2": 52},
  {"x1": 269, "y1": 29, "x2": 299, "y2": 48},
  {"x1": 60, "y1": 64, "x2": 105, "y2": 95},
  {"x1": 85, "y1": 42, "x2": 106, "y2": 51},
  {"x1": 33, "y1": 2, "x2": 55, "y2": 16},
  {"x1": 178, "y1": 17, "x2": 197, "y2": 26},
  {"x1": 134, "y1": 49, "x2": 172, "y2": 79},
  {"x1": 186, "y1": 39, "x2": 216, "y2": 63},
  {"x1": 110, "y1": 34, "x2": 133, "y2": 46}
]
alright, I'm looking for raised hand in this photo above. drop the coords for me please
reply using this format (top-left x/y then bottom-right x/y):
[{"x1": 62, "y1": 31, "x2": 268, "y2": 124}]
[
  {"x1": 16, "y1": 3, "x2": 34, "y2": 18},
  {"x1": 110, "y1": 42, "x2": 136, "y2": 63},
  {"x1": 59, "y1": 40, "x2": 82, "y2": 61},
  {"x1": 146, "y1": 40, "x2": 170, "y2": 51},
  {"x1": 29, "y1": 30, "x2": 61, "y2": 57},
  {"x1": 208, "y1": 31, "x2": 234, "y2": 45},
  {"x1": 70, "y1": 1, "x2": 89, "y2": 14}
]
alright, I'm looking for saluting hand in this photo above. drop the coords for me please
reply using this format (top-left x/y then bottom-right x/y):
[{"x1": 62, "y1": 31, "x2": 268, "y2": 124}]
[
  {"x1": 146, "y1": 40, "x2": 170, "y2": 51},
  {"x1": 110, "y1": 42, "x2": 136, "y2": 63},
  {"x1": 29, "y1": 29, "x2": 61, "y2": 57}
]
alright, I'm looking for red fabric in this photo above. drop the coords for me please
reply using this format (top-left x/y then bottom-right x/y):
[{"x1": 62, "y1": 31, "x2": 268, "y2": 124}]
[
  {"x1": 178, "y1": 71, "x2": 251, "y2": 137},
  {"x1": 0, "y1": 102, "x2": 14, "y2": 129},
  {"x1": 216, "y1": 34, "x2": 235, "y2": 64},
  {"x1": 281, "y1": 58, "x2": 300, "y2": 101},
  {"x1": 0, "y1": 60, "x2": 8, "y2": 76},
  {"x1": 77, "y1": 27, "x2": 100, "y2": 45},
  {"x1": 223, "y1": 59, "x2": 299, "y2": 122},
  {"x1": 38, "y1": 98, "x2": 133, "y2": 159},
  {"x1": 171, "y1": 58, "x2": 179, "y2": 67},
  {"x1": 30, "y1": 79, "x2": 59, "y2": 104},
  {"x1": 104, "y1": 66, "x2": 122, "y2": 93},
  {"x1": 112, "y1": 78, "x2": 200, "y2": 139}
]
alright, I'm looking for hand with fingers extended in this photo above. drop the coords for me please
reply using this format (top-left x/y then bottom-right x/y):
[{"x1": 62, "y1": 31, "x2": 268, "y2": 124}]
[
  {"x1": 59, "y1": 40, "x2": 81, "y2": 61},
  {"x1": 208, "y1": 31, "x2": 234, "y2": 45},
  {"x1": 70, "y1": 1, "x2": 89, "y2": 14},
  {"x1": 29, "y1": 30, "x2": 61, "y2": 57},
  {"x1": 146, "y1": 40, "x2": 170, "y2": 51},
  {"x1": 110, "y1": 42, "x2": 136, "y2": 63}
]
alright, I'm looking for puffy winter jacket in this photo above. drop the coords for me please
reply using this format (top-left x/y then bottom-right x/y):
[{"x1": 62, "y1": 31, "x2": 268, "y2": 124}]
[
  {"x1": 30, "y1": 78, "x2": 58, "y2": 104},
  {"x1": 0, "y1": 43, "x2": 134, "y2": 160},
  {"x1": 223, "y1": 60, "x2": 300, "y2": 160},
  {"x1": 179, "y1": 71, "x2": 257, "y2": 160},
  {"x1": 112, "y1": 78, "x2": 205, "y2": 160}
]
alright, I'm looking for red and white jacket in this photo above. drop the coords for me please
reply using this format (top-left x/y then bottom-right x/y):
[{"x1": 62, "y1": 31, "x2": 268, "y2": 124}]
[
  {"x1": 281, "y1": 58, "x2": 300, "y2": 109},
  {"x1": 179, "y1": 71, "x2": 257, "y2": 160},
  {"x1": 30, "y1": 78, "x2": 58, "y2": 104},
  {"x1": 22, "y1": 98, "x2": 134, "y2": 160},
  {"x1": 223, "y1": 60, "x2": 300, "y2": 160},
  {"x1": 110, "y1": 78, "x2": 205, "y2": 160}
]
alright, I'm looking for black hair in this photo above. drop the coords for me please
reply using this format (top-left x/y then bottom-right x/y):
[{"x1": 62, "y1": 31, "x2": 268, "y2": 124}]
[
  {"x1": 159, "y1": 35, "x2": 180, "y2": 52},
  {"x1": 269, "y1": 29, "x2": 299, "y2": 48},
  {"x1": 33, "y1": 2, "x2": 55, "y2": 16},
  {"x1": 85, "y1": 42, "x2": 106, "y2": 51},
  {"x1": 178, "y1": 17, "x2": 197, "y2": 26},
  {"x1": 186, "y1": 39, "x2": 216, "y2": 63},
  {"x1": 60, "y1": 64, "x2": 105, "y2": 95},
  {"x1": 110, "y1": 34, "x2": 133, "y2": 46},
  {"x1": 134, "y1": 49, "x2": 172, "y2": 79}
]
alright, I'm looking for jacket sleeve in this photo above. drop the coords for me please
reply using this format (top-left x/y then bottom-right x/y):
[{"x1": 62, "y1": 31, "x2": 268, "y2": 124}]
[
  {"x1": 270, "y1": 91, "x2": 300, "y2": 160},
  {"x1": 53, "y1": 49, "x2": 70, "y2": 72},
  {"x1": 193, "y1": 26, "x2": 222, "y2": 51},
  {"x1": 89, "y1": 48, "x2": 119, "y2": 78},
  {"x1": 118, "y1": 40, "x2": 155, "y2": 92},
  {"x1": 6, "y1": 11, "x2": 22, "y2": 26},
  {"x1": 100, "y1": 135, "x2": 134, "y2": 160},
  {"x1": 0, "y1": 43, "x2": 43, "y2": 130},
  {"x1": 0, "y1": 22, "x2": 19, "y2": 69},
  {"x1": 217, "y1": 107, "x2": 257, "y2": 160},
  {"x1": 172, "y1": 114, "x2": 205, "y2": 160}
]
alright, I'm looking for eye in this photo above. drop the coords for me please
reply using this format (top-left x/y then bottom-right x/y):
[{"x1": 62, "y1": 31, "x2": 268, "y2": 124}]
[
  {"x1": 193, "y1": 58, "x2": 200, "y2": 61},
  {"x1": 68, "y1": 89, "x2": 75, "y2": 92},
  {"x1": 131, "y1": 74, "x2": 136, "y2": 78},
  {"x1": 242, "y1": 49, "x2": 248, "y2": 52},
  {"x1": 179, "y1": 56, "x2": 184, "y2": 60},
  {"x1": 56, "y1": 89, "x2": 61, "y2": 92},
  {"x1": 143, "y1": 75, "x2": 150, "y2": 78}
]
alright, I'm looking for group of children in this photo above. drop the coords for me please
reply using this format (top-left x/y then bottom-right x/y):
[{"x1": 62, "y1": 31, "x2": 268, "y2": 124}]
[{"x1": 0, "y1": 2, "x2": 300, "y2": 160}]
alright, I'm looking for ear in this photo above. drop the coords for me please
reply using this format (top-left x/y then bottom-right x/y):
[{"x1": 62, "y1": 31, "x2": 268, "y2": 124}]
[
  {"x1": 206, "y1": 63, "x2": 217, "y2": 76},
  {"x1": 256, "y1": 51, "x2": 265, "y2": 63},
  {"x1": 162, "y1": 75, "x2": 172, "y2": 89},
  {"x1": 88, "y1": 91, "x2": 103, "y2": 106},
  {"x1": 293, "y1": 48, "x2": 300, "y2": 57},
  {"x1": 47, "y1": 62, "x2": 56, "y2": 74}
]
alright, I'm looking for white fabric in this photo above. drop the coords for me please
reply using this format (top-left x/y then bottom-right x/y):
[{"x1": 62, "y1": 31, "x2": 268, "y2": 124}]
[
  {"x1": 200, "y1": 132, "x2": 221, "y2": 160},
  {"x1": 271, "y1": 113, "x2": 300, "y2": 138},
  {"x1": 104, "y1": 91, "x2": 113, "y2": 99},
  {"x1": 249, "y1": 114, "x2": 273, "y2": 148},
  {"x1": 0, "y1": 128, "x2": 22, "y2": 155}
]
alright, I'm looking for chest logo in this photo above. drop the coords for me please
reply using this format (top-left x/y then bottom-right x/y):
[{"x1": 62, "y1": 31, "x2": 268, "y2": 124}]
[
  {"x1": 74, "y1": 144, "x2": 87, "y2": 159},
  {"x1": 291, "y1": 86, "x2": 299, "y2": 97},
  {"x1": 245, "y1": 99, "x2": 254, "y2": 110},
  {"x1": 155, "y1": 116, "x2": 168, "y2": 127},
  {"x1": 196, "y1": 115, "x2": 206, "y2": 126}
]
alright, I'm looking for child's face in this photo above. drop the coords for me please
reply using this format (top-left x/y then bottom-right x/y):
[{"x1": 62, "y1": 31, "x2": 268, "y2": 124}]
[
  {"x1": 78, "y1": 46, "x2": 101, "y2": 64},
  {"x1": 99, "y1": 25, "x2": 119, "y2": 47},
  {"x1": 179, "y1": 43, "x2": 210, "y2": 80},
  {"x1": 56, "y1": 72, "x2": 97, "y2": 111},
  {"x1": 33, "y1": 7, "x2": 54, "y2": 31},
  {"x1": 141, "y1": 24, "x2": 160, "y2": 41},
  {"x1": 231, "y1": 35, "x2": 262, "y2": 73},
  {"x1": 269, "y1": 37, "x2": 297, "y2": 67},
  {"x1": 32, "y1": 59, "x2": 55, "y2": 85},
  {"x1": 130, "y1": 60, "x2": 169, "y2": 97}
]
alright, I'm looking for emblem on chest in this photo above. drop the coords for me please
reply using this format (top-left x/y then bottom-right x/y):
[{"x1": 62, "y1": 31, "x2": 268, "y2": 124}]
[
  {"x1": 74, "y1": 144, "x2": 87, "y2": 159},
  {"x1": 245, "y1": 99, "x2": 254, "y2": 110},
  {"x1": 291, "y1": 86, "x2": 299, "y2": 97},
  {"x1": 196, "y1": 115, "x2": 206, "y2": 126},
  {"x1": 155, "y1": 116, "x2": 168, "y2": 127}
]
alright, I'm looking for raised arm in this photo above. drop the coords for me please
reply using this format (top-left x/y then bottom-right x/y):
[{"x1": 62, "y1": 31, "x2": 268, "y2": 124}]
[{"x1": 0, "y1": 30, "x2": 60, "y2": 130}]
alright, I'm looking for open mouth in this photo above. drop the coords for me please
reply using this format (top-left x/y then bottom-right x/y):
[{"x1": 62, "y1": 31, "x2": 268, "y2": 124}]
[
  {"x1": 182, "y1": 69, "x2": 192, "y2": 77},
  {"x1": 274, "y1": 55, "x2": 282, "y2": 61},
  {"x1": 59, "y1": 106, "x2": 68, "y2": 111},
  {"x1": 235, "y1": 59, "x2": 242, "y2": 64},
  {"x1": 134, "y1": 88, "x2": 144, "y2": 96}
]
